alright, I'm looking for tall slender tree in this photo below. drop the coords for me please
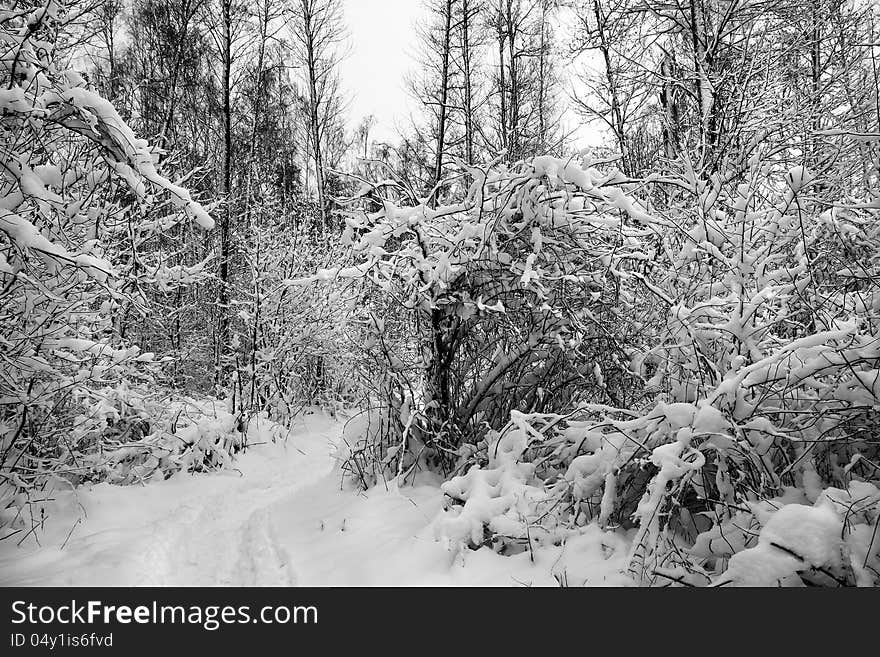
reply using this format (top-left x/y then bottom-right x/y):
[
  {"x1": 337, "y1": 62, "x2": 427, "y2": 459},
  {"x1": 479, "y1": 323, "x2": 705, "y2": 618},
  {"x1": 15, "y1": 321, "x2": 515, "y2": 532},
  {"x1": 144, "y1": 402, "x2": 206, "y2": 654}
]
[{"x1": 288, "y1": 0, "x2": 348, "y2": 235}]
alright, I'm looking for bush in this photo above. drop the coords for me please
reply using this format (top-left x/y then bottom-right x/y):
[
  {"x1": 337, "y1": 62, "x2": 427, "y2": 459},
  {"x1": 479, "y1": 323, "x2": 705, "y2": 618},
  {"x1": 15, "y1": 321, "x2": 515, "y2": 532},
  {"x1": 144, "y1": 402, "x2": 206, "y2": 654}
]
[
  {"x1": 1, "y1": 2, "x2": 213, "y2": 533},
  {"x1": 325, "y1": 156, "x2": 649, "y2": 485},
  {"x1": 337, "y1": 151, "x2": 880, "y2": 585}
]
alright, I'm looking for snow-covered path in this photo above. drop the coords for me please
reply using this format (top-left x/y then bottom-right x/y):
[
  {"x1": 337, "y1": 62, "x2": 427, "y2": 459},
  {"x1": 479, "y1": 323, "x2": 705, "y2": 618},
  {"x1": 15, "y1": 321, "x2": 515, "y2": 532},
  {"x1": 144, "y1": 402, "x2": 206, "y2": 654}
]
[
  {"x1": 130, "y1": 468, "x2": 302, "y2": 586},
  {"x1": 0, "y1": 411, "x2": 631, "y2": 587},
  {"x1": 0, "y1": 413, "x2": 340, "y2": 586}
]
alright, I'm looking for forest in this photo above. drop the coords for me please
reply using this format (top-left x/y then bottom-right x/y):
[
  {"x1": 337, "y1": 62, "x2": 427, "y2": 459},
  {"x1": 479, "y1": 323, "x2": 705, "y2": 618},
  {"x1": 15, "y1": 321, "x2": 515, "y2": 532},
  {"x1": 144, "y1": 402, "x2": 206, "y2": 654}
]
[{"x1": 1, "y1": 0, "x2": 880, "y2": 587}]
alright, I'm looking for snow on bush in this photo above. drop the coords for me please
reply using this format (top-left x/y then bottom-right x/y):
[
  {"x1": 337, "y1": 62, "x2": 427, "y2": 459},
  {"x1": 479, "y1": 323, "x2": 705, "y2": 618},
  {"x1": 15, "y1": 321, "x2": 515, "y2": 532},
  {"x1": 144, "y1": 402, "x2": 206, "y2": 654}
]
[
  {"x1": 713, "y1": 481, "x2": 880, "y2": 587},
  {"x1": 229, "y1": 209, "x2": 362, "y2": 426},
  {"x1": 321, "y1": 154, "x2": 648, "y2": 487},
  {"x1": 0, "y1": 2, "x2": 216, "y2": 534},
  {"x1": 435, "y1": 411, "x2": 554, "y2": 552},
  {"x1": 333, "y1": 147, "x2": 880, "y2": 586},
  {"x1": 718, "y1": 503, "x2": 844, "y2": 586}
]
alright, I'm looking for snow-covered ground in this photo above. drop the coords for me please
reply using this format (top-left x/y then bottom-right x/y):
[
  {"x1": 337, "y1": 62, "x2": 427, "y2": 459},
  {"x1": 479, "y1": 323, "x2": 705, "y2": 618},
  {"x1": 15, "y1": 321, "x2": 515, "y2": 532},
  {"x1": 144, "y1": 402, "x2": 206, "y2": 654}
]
[{"x1": 0, "y1": 412, "x2": 631, "y2": 587}]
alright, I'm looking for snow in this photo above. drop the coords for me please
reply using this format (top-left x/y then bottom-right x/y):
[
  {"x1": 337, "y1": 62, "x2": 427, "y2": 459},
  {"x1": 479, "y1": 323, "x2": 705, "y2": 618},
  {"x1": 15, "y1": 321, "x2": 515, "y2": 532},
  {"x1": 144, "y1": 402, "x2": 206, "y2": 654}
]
[
  {"x1": 0, "y1": 413, "x2": 339, "y2": 586},
  {"x1": 0, "y1": 412, "x2": 632, "y2": 587},
  {"x1": 718, "y1": 502, "x2": 845, "y2": 586},
  {"x1": 760, "y1": 504, "x2": 843, "y2": 567}
]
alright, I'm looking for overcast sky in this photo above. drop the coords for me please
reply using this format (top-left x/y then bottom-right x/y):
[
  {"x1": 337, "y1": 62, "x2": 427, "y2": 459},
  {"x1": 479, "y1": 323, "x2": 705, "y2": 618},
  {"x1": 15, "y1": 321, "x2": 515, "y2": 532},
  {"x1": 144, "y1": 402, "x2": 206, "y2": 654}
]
[
  {"x1": 340, "y1": 0, "x2": 427, "y2": 144},
  {"x1": 338, "y1": 1, "x2": 598, "y2": 149}
]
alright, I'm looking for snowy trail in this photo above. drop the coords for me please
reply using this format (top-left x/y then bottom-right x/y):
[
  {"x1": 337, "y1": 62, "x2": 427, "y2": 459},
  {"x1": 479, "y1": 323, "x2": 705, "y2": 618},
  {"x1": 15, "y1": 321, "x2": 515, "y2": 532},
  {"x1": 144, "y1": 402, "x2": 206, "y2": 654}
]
[
  {"x1": 132, "y1": 475, "x2": 299, "y2": 586},
  {"x1": 1, "y1": 411, "x2": 632, "y2": 587},
  {"x1": 0, "y1": 413, "x2": 340, "y2": 587}
]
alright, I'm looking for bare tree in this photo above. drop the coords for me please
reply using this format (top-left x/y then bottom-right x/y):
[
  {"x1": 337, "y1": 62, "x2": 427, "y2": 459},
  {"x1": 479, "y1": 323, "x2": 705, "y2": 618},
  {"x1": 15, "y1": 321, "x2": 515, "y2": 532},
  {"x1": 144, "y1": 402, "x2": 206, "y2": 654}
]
[
  {"x1": 487, "y1": 0, "x2": 560, "y2": 162},
  {"x1": 408, "y1": 0, "x2": 459, "y2": 200},
  {"x1": 287, "y1": 0, "x2": 348, "y2": 235},
  {"x1": 455, "y1": 0, "x2": 486, "y2": 164},
  {"x1": 569, "y1": 0, "x2": 654, "y2": 175},
  {"x1": 204, "y1": 0, "x2": 251, "y2": 383}
]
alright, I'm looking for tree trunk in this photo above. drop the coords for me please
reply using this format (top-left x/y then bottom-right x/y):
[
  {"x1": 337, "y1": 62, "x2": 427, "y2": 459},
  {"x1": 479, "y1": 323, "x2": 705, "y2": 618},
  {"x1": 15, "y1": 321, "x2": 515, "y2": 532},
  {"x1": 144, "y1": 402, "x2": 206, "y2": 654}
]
[
  {"x1": 216, "y1": 0, "x2": 234, "y2": 387},
  {"x1": 461, "y1": 0, "x2": 475, "y2": 165},
  {"x1": 302, "y1": 1, "x2": 328, "y2": 237},
  {"x1": 497, "y1": 19, "x2": 508, "y2": 157},
  {"x1": 432, "y1": 0, "x2": 454, "y2": 198}
]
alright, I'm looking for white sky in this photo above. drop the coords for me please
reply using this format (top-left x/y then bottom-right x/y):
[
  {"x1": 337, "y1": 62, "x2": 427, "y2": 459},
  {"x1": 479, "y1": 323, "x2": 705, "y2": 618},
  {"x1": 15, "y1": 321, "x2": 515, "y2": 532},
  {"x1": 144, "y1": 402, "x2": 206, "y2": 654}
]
[
  {"x1": 340, "y1": 0, "x2": 426, "y2": 144},
  {"x1": 339, "y1": 0, "x2": 601, "y2": 149}
]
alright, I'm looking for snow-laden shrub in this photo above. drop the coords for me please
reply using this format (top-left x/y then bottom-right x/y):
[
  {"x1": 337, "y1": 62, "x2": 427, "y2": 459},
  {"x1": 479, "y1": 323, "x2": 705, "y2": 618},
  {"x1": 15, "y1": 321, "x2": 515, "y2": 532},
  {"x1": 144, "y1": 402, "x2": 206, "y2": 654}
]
[
  {"x1": 320, "y1": 155, "x2": 649, "y2": 485},
  {"x1": 229, "y1": 204, "x2": 363, "y2": 426},
  {"x1": 0, "y1": 393, "x2": 246, "y2": 530},
  {"x1": 713, "y1": 490, "x2": 863, "y2": 587},
  {"x1": 341, "y1": 146, "x2": 880, "y2": 585},
  {"x1": 55, "y1": 388, "x2": 243, "y2": 486},
  {"x1": 116, "y1": 399, "x2": 246, "y2": 479},
  {"x1": 434, "y1": 410, "x2": 568, "y2": 553},
  {"x1": 0, "y1": 2, "x2": 213, "y2": 532},
  {"x1": 609, "y1": 160, "x2": 880, "y2": 585}
]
